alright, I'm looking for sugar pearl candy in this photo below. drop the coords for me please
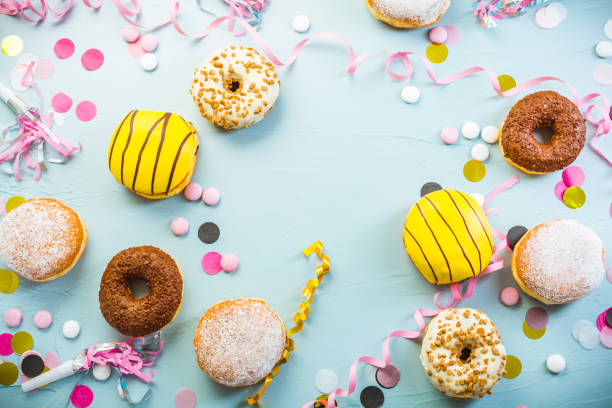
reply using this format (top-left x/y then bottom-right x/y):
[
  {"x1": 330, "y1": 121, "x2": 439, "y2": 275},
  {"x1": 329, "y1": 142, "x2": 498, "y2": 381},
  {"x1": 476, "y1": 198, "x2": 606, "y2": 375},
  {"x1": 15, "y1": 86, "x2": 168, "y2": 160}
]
[
  {"x1": 471, "y1": 143, "x2": 490, "y2": 161},
  {"x1": 546, "y1": 354, "x2": 566, "y2": 374},
  {"x1": 481, "y1": 125, "x2": 499, "y2": 143},
  {"x1": 63, "y1": 320, "x2": 80, "y2": 339},
  {"x1": 401, "y1": 86, "x2": 420, "y2": 104},
  {"x1": 595, "y1": 41, "x2": 612, "y2": 58},
  {"x1": 292, "y1": 15, "x2": 310, "y2": 33},
  {"x1": 461, "y1": 121, "x2": 480, "y2": 140}
]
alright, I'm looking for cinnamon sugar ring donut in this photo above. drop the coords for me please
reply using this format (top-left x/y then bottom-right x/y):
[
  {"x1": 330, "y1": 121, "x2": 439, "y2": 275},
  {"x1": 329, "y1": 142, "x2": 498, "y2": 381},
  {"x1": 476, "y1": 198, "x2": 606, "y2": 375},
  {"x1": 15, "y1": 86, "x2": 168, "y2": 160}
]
[
  {"x1": 365, "y1": 0, "x2": 451, "y2": 28},
  {"x1": 193, "y1": 298, "x2": 286, "y2": 387},
  {"x1": 99, "y1": 246, "x2": 183, "y2": 337},
  {"x1": 0, "y1": 198, "x2": 87, "y2": 282},
  {"x1": 499, "y1": 91, "x2": 586, "y2": 174}
]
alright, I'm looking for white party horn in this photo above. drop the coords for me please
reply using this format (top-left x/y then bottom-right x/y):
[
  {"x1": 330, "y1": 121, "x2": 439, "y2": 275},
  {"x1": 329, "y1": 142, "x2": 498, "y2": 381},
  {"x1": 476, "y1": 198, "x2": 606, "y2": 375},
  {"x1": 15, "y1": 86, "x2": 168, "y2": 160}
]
[{"x1": 22, "y1": 360, "x2": 77, "y2": 392}]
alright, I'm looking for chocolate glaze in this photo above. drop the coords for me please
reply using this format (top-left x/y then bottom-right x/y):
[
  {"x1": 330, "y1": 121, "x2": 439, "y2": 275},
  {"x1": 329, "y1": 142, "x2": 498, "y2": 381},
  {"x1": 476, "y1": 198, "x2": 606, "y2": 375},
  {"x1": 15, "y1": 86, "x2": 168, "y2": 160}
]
[
  {"x1": 501, "y1": 91, "x2": 586, "y2": 173},
  {"x1": 99, "y1": 246, "x2": 183, "y2": 337}
]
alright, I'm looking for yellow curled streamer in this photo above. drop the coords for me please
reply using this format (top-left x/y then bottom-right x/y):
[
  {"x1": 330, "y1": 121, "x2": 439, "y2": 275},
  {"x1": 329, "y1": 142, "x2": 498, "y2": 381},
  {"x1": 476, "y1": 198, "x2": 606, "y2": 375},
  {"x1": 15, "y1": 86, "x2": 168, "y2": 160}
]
[{"x1": 246, "y1": 241, "x2": 330, "y2": 406}]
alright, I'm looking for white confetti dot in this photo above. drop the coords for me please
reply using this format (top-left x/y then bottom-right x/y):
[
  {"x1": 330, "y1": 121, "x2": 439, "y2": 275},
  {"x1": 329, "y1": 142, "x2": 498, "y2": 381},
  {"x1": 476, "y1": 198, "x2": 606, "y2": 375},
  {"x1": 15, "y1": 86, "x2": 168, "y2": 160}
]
[
  {"x1": 315, "y1": 368, "x2": 338, "y2": 394},
  {"x1": 577, "y1": 324, "x2": 600, "y2": 350},
  {"x1": 471, "y1": 143, "x2": 489, "y2": 161},
  {"x1": 595, "y1": 41, "x2": 612, "y2": 58},
  {"x1": 9, "y1": 64, "x2": 31, "y2": 91},
  {"x1": 594, "y1": 63, "x2": 612, "y2": 86},
  {"x1": 604, "y1": 19, "x2": 612, "y2": 40},
  {"x1": 140, "y1": 53, "x2": 158, "y2": 71},
  {"x1": 93, "y1": 364, "x2": 112, "y2": 381},
  {"x1": 469, "y1": 193, "x2": 484, "y2": 207},
  {"x1": 572, "y1": 320, "x2": 594, "y2": 341},
  {"x1": 62, "y1": 320, "x2": 80, "y2": 339},
  {"x1": 481, "y1": 125, "x2": 499, "y2": 143},
  {"x1": 401, "y1": 86, "x2": 420, "y2": 103},
  {"x1": 546, "y1": 354, "x2": 566, "y2": 374},
  {"x1": 461, "y1": 121, "x2": 480, "y2": 139},
  {"x1": 292, "y1": 15, "x2": 310, "y2": 33}
]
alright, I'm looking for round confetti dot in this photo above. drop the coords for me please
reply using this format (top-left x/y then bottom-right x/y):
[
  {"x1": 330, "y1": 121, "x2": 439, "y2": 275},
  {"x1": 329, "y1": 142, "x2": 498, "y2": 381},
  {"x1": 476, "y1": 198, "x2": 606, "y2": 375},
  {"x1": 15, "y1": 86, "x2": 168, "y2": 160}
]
[
  {"x1": 1, "y1": 35, "x2": 23, "y2": 57},
  {"x1": 471, "y1": 143, "x2": 490, "y2": 161},
  {"x1": 5, "y1": 308, "x2": 22, "y2": 328},
  {"x1": 545, "y1": 354, "x2": 566, "y2": 374},
  {"x1": 562, "y1": 165, "x2": 585, "y2": 187},
  {"x1": 10, "y1": 331, "x2": 33, "y2": 354},
  {"x1": 70, "y1": 384, "x2": 94, "y2": 408},
  {"x1": 360, "y1": 385, "x2": 384, "y2": 408},
  {"x1": 0, "y1": 362, "x2": 19, "y2": 386},
  {"x1": 140, "y1": 34, "x2": 158, "y2": 52},
  {"x1": 503, "y1": 355, "x2": 522, "y2": 379},
  {"x1": 440, "y1": 126, "x2": 458, "y2": 144},
  {"x1": 463, "y1": 160, "x2": 486, "y2": 182},
  {"x1": 577, "y1": 324, "x2": 600, "y2": 349},
  {"x1": 34, "y1": 58, "x2": 54, "y2": 78},
  {"x1": 608, "y1": 267, "x2": 612, "y2": 284},
  {"x1": 201, "y1": 252, "x2": 222, "y2": 275},
  {"x1": 140, "y1": 53, "x2": 158, "y2": 71},
  {"x1": 128, "y1": 39, "x2": 147, "y2": 60},
  {"x1": 593, "y1": 63, "x2": 612, "y2": 86},
  {"x1": 184, "y1": 183, "x2": 203, "y2": 201},
  {"x1": 9, "y1": 63, "x2": 32, "y2": 91},
  {"x1": 595, "y1": 40, "x2": 612, "y2": 58},
  {"x1": 525, "y1": 307, "x2": 548, "y2": 330},
  {"x1": 6, "y1": 195, "x2": 26, "y2": 213},
  {"x1": 429, "y1": 26, "x2": 447, "y2": 44},
  {"x1": 572, "y1": 320, "x2": 595, "y2": 341},
  {"x1": 563, "y1": 186, "x2": 585, "y2": 209},
  {"x1": 0, "y1": 333, "x2": 13, "y2": 355},
  {"x1": 600, "y1": 326, "x2": 612, "y2": 348},
  {"x1": 375, "y1": 364, "x2": 400, "y2": 389},
  {"x1": 499, "y1": 287, "x2": 519, "y2": 306},
  {"x1": 51, "y1": 92, "x2": 73, "y2": 113},
  {"x1": 171, "y1": 217, "x2": 189, "y2": 236},
  {"x1": 62, "y1": 320, "x2": 80, "y2": 339},
  {"x1": 54, "y1": 38, "x2": 75, "y2": 59},
  {"x1": 522, "y1": 320, "x2": 546, "y2": 340},
  {"x1": 315, "y1": 368, "x2": 338, "y2": 394},
  {"x1": 497, "y1": 74, "x2": 516, "y2": 92},
  {"x1": 461, "y1": 121, "x2": 480, "y2": 140},
  {"x1": 198, "y1": 222, "x2": 220, "y2": 244},
  {"x1": 469, "y1": 192, "x2": 484, "y2": 207},
  {"x1": 481, "y1": 125, "x2": 499, "y2": 143},
  {"x1": 122, "y1": 26, "x2": 140, "y2": 43},
  {"x1": 292, "y1": 15, "x2": 311, "y2": 33},
  {"x1": 75, "y1": 101, "x2": 97, "y2": 122},
  {"x1": 554, "y1": 180, "x2": 568, "y2": 202},
  {"x1": 92, "y1": 364, "x2": 111, "y2": 381},
  {"x1": 21, "y1": 354, "x2": 45, "y2": 378},
  {"x1": 81, "y1": 48, "x2": 104, "y2": 71},
  {"x1": 44, "y1": 351, "x2": 60, "y2": 369},
  {"x1": 33, "y1": 310, "x2": 52, "y2": 329},
  {"x1": 420, "y1": 182, "x2": 442, "y2": 197},
  {"x1": 0, "y1": 269, "x2": 19, "y2": 294},
  {"x1": 605, "y1": 19, "x2": 612, "y2": 40},
  {"x1": 443, "y1": 24, "x2": 462, "y2": 45},
  {"x1": 174, "y1": 387, "x2": 197, "y2": 408},
  {"x1": 426, "y1": 43, "x2": 448, "y2": 64},
  {"x1": 202, "y1": 187, "x2": 220, "y2": 206},
  {"x1": 220, "y1": 254, "x2": 239, "y2": 272},
  {"x1": 606, "y1": 308, "x2": 612, "y2": 328},
  {"x1": 400, "y1": 85, "x2": 420, "y2": 103}
]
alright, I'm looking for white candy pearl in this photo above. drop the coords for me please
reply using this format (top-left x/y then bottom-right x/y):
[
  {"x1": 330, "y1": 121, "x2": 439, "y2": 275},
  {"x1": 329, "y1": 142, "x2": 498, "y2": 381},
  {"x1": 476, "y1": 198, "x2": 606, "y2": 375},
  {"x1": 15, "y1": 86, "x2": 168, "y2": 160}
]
[
  {"x1": 595, "y1": 41, "x2": 612, "y2": 58},
  {"x1": 461, "y1": 121, "x2": 480, "y2": 139},
  {"x1": 470, "y1": 193, "x2": 485, "y2": 207},
  {"x1": 140, "y1": 53, "x2": 158, "y2": 71},
  {"x1": 481, "y1": 125, "x2": 499, "y2": 143},
  {"x1": 93, "y1": 364, "x2": 112, "y2": 381},
  {"x1": 471, "y1": 143, "x2": 490, "y2": 161},
  {"x1": 62, "y1": 320, "x2": 80, "y2": 339},
  {"x1": 546, "y1": 354, "x2": 566, "y2": 374},
  {"x1": 401, "y1": 86, "x2": 420, "y2": 103},
  {"x1": 292, "y1": 15, "x2": 310, "y2": 33}
]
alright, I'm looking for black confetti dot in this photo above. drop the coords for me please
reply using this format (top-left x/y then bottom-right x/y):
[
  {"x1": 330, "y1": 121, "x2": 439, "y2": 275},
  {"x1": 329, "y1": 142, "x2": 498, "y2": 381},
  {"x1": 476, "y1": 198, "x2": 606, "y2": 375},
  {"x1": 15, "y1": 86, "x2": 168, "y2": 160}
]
[
  {"x1": 360, "y1": 385, "x2": 384, "y2": 408},
  {"x1": 21, "y1": 354, "x2": 45, "y2": 378},
  {"x1": 420, "y1": 182, "x2": 442, "y2": 198},
  {"x1": 606, "y1": 308, "x2": 612, "y2": 329},
  {"x1": 198, "y1": 222, "x2": 220, "y2": 244},
  {"x1": 507, "y1": 225, "x2": 528, "y2": 250}
]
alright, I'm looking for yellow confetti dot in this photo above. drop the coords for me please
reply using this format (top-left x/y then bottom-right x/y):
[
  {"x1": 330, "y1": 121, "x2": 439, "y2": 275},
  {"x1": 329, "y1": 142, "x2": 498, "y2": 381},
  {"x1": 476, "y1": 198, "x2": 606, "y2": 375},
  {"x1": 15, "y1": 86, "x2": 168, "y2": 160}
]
[
  {"x1": 563, "y1": 186, "x2": 585, "y2": 209},
  {"x1": 0, "y1": 362, "x2": 19, "y2": 386},
  {"x1": 0, "y1": 269, "x2": 19, "y2": 294},
  {"x1": 522, "y1": 320, "x2": 546, "y2": 339},
  {"x1": 503, "y1": 354, "x2": 522, "y2": 379},
  {"x1": 498, "y1": 74, "x2": 517, "y2": 92},
  {"x1": 426, "y1": 43, "x2": 448, "y2": 64},
  {"x1": 1, "y1": 35, "x2": 24, "y2": 57},
  {"x1": 5, "y1": 195, "x2": 26, "y2": 213},
  {"x1": 463, "y1": 159, "x2": 486, "y2": 182},
  {"x1": 10, "y1": 331, "x2": 33, "y2": 355}
]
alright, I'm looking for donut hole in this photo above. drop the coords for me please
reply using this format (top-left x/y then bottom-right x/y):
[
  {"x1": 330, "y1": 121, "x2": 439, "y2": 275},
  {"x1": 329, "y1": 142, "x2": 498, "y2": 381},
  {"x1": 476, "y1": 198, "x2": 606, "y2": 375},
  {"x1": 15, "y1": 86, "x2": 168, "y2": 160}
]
[
  {"x1": 459, "y1": 346, "x2": 472, "y2": 362},
  {"x1": 533, "y1": 126, "x2": 553, "y2": 145},
  {"x1": 128, "y1": 278, "x2": 150, "y2": 299},
  {"x1": 224, "y1": 76, "x2": 242, "y2": 93}
]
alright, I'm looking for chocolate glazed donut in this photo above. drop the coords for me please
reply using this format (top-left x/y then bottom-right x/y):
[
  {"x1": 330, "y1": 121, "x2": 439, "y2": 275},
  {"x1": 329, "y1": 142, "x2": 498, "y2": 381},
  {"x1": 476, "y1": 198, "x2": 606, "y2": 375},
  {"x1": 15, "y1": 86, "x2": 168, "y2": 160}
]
[
  {"x1": 499, "y1": 91, "x2": 586, "y2": 174},
  {"x1": 99, "y1": 246, "x2": 183, "y2": 337}
]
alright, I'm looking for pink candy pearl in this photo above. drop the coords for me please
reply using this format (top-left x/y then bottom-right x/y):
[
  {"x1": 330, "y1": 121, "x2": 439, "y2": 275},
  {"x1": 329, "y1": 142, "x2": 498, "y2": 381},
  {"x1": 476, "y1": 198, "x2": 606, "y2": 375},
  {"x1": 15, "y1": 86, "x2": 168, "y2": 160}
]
[
  {"x1": 220, "y1": 254, "x2": 239, "y2": 272},
  {"x1": 562, "y1": 165, "x2": 585, "y2": 187},
  {"x1": 184, "y1": 183, "x2": 203, "y2": 201},
  {"x1": 34, "y1": 310, "x2": 52, "y2": 329},
  {"x1": 5, "y1": 308, "x2": 22, "y2": 328},
  {"x1": 440, "y1": 126, "x2": 458, "y2": 144},
  {"x1": 429, "y1": 26, "x2": 448, "y2": 44},
  {"x1": 122, "y1": 26, "x2": 140, "y2": 43},
  {"x1": 171, "y1": 217, "x2": 189, "y2": 236},
  {"x1": 500, "y1": 287, "x2": 520, "y2": 306},
  {"x1": 202, "y1": 187, "x2": 220, "y2": 206},
  {"x1": 140, "y1": 34, "x2": 158, "y2": 52}
]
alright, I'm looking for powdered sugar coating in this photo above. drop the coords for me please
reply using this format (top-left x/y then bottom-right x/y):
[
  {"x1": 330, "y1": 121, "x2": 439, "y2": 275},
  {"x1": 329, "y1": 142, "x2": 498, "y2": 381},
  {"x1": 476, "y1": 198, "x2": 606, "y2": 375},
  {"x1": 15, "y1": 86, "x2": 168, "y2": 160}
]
[
  {"x1": 193, "y1": 298, "x2": 285, "y2": 387},
  {"x1": 0, "y1": 199, "x2": 86, "y2": 281},
  {"x1": 513, "y1": 219, "x2": 605, "y2": 304},
  {"x1": 370, "y1": 0, "x2": 450, "y2": 25}
]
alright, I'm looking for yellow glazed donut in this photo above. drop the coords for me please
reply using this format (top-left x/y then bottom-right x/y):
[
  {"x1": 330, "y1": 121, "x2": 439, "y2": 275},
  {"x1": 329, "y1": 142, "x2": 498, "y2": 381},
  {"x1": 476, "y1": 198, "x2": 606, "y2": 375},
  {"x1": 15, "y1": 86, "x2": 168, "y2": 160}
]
[
  {"x1": 108, "y1": 110, "x2": 199, "y2": 199},
  {"x1": 190, "y1": 45, "x2": 280, "y2": 130},
  {"x1": 365, "y1": 0, "x2": 451, "y2": 28},
  {"x1": 420, "y1": 308, "x2": 506, "y2": 398},
  {"x1": 403, "y1": 189, "x2": 493, "y2": 285}
]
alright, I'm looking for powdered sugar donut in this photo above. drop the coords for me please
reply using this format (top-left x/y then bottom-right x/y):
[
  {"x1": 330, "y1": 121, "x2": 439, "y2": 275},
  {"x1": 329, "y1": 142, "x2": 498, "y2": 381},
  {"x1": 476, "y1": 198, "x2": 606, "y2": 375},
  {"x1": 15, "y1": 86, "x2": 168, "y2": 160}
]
[
  {"x1": 193, "y1": 298, "x2": 285, "y2": 387},
  {"x1": 512, "y1": 219, "x2": 606, "y2": 304},
  {"x1": 365, "y1": 0, "x2": 451, "y2": 28},
  {"x1": 0, "y1": 198, "x2": 87, "y2": 282},
  {"x1": 190, "y1": 46, "x2": 280, "y2": 130}
]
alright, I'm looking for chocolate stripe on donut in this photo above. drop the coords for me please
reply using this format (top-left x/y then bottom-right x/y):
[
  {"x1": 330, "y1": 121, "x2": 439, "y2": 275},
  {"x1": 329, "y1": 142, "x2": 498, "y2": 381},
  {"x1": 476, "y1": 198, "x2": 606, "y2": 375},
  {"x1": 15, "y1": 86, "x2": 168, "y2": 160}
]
[
  {"x1": 120, "y1": 110, "x2": 139, "y2": 185},
  {"x1": 108, "y1": 109, "x2": 134, "y2": 170},
  {"x1": 165, "y1": 131, "x2": 195, "y2": 195},
  {"x1": 444, "y1": 190, "x2": 482, "y2": 274},
  {"x1": 150, "y1": 113, "x2": 172, "y2": 194},
  {"x1": 416, "y1": 202, "x2": 452, "y2": 281},
  {"x1": 405, "y1": 227, "x2": 437, "y2": 283},
  {"x1": 425, "y1": 196, "x2": 476, "y2": 277},
  {"x1": 456, "y1": 191, "x2": 493, "y2": 251},
  {"x1": 131, "y1": 113, "x2": 170, "y2": 191}
]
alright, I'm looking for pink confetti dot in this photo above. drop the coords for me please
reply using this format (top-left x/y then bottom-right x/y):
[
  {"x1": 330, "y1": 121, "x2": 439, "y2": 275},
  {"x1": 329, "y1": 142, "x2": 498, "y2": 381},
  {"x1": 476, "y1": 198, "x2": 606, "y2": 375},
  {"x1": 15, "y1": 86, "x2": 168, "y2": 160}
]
[
  {"x1": 443, "y1": 25, "x2": 462, "y2": 46},
  {"x1": 429, "y1": 26, "x2": 447, "y2": 44},
  {"x1": 499, "y1": 287, "x2": 520, "y2": 307},
  {"x1": 171, "y1": 217, "x2": 189, "y2": 236},
  {"x1": 174, "y1": 387, "x2": 197, "y2": 408},
  {"x1": 525, "y1": 307, "x2": 548, "y2": 330},
  {"x1": 201, "y1": 252, "x2": 222, "y2": 275},
  {"x1": 0, "y1": 333, "x2": 13, "y2": 355},
  {"x1": 34, "y1": 58, "x2": 54, "y2": 78},
  {"x1": 81, "y1": 48, "x2": 104, "y2": 71},
  {"x1": 33, "y1": 310, "x2": 52, "y2": 329},
  {"x1": 5, "y1": 309, "x2": 22, "y2": 328},
  {"x1": 51, "y1": 92, "x2": 72, "y2": 113},
  {"x1": 128, "y1": 38, "x2": 147, "y2": 60},
  {"x1": 562, "y1": 165, "x2": 585, "y2": 187},
  {"x1": 600, "y1": 326, "x2": 612, "y2": 348},
  {"x1": 54, "y1": 38, "x2": 75, "y2": 59},
  {"x1": 122, "y1": 26, "x2": 140, "y2": 43},
  {"x1": 607, "y1": 267, "x2": 612, "y2": 284},
  {"x1": 70, "y1": 384, "x2": 94, "y2": 408},
  {"x1": 184, "y1": 183, "x2": 202, "y2": 201},
  {"x1": 554, "y1": 180, "x2": 567, "y2": 202},
  {"x1": 44, "y1": 351, "x2": 60, "y2": 369},
  {"x1": 220, "y1": 253, "x2": 239, "y2": 272},
  {"x1": 140, "y1": 34, "x2": 158, "y2": 52},
  {"x1": 75, "y1": 101, "x2": 97, "y2": 122},
  {"x1": 375, "y1": 364, "x2": 400, "y2": 388},
  {"x1": 440, "y1": 126, "x2": 458, "y2": 144},
  {"x1": 202, "y1": 187, "x2": 220, "y2": 206}
]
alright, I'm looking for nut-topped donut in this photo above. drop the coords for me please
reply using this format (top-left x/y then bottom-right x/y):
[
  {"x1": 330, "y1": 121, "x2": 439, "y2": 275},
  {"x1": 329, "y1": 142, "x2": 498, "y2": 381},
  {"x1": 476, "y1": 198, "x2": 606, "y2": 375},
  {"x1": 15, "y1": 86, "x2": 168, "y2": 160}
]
[
  {"x1": 190, "y1": 46, "x2": 280, "y2": 130},
  {"x1": 499, "y1": 91, "x2": 586, "y2": 174},
  {"x1": 420, "y1": 308, "x2": 506, "y2": 398}
]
